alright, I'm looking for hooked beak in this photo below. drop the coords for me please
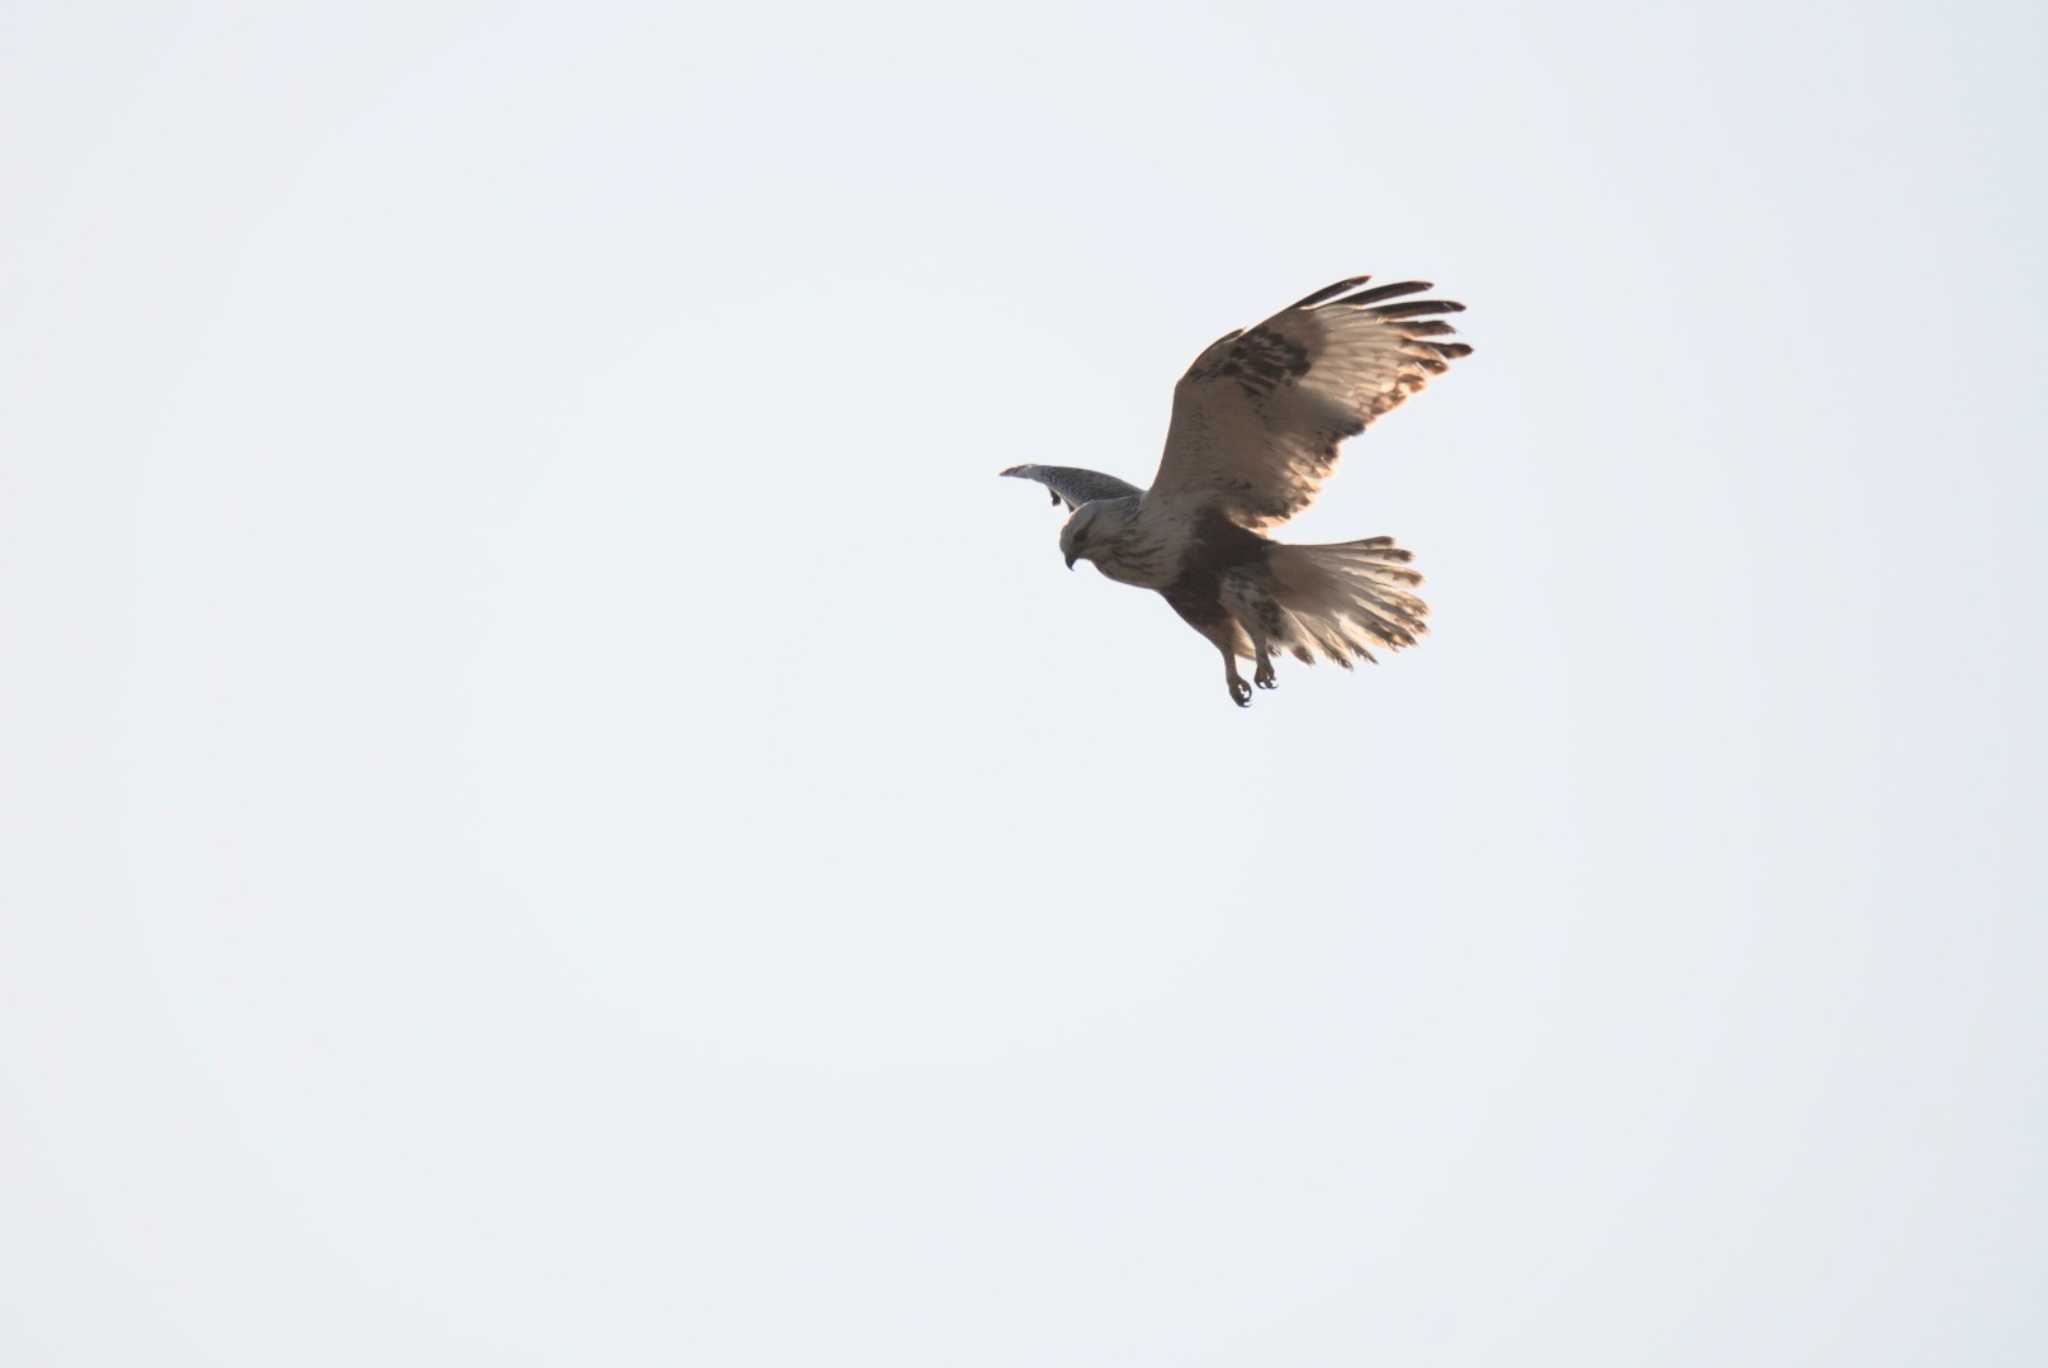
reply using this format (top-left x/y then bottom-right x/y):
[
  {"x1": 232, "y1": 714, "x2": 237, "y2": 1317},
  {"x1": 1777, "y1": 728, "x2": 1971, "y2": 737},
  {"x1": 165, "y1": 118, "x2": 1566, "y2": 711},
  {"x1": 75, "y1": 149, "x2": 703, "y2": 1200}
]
[{"x1": 1064, "y1": 552, "x2": 1078, "y2": 570}]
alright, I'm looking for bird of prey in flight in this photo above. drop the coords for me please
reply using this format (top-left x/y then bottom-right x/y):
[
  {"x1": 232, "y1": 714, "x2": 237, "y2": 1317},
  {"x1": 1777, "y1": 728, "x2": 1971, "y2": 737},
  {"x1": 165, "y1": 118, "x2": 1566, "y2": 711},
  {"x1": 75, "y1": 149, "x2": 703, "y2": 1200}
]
[{"x1": 1002, "y1": 273, "x2": 1472, "y2": 706}]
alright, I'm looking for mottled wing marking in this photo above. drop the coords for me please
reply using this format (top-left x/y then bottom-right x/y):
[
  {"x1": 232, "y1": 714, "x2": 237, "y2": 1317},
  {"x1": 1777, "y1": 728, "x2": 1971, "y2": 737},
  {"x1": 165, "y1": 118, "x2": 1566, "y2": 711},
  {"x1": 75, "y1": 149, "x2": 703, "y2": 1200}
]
[
  {"x1": 1151, "y1": 276, "x2": 1473, "y2": 530},
  {"x1": 1184, "y1": 325, "x2": 1312, "y2": 401},
  {"x1": 999, "y1": 463, "x2": 1145, "y2": 511}
]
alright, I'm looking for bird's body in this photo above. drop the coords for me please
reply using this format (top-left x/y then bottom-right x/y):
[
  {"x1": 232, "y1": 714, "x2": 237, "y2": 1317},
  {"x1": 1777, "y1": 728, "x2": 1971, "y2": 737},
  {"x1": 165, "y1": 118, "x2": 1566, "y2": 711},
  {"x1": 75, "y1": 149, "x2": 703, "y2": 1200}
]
[{"x1": 1003, "y1": 273, "x2": 1472, "y2": 706}]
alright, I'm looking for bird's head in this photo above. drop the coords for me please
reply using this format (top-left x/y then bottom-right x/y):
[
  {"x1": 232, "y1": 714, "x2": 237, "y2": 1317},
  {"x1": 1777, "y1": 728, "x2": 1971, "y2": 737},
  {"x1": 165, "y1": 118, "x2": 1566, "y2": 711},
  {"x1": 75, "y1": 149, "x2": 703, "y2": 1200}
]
[{"x1": 1059, "y1": 502, "x2": 1105, "y2": 570}]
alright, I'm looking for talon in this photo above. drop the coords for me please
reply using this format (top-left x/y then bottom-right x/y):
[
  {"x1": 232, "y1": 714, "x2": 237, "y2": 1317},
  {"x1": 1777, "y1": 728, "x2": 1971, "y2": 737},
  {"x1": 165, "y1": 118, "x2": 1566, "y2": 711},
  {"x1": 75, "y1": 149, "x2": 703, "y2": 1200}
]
[
  {"x1": 1229, "y1": 679, "x2": 1253, "y2": 706},
  {"x1": 1255, "y1": 662, "x2": 1277, "y2": 689}
]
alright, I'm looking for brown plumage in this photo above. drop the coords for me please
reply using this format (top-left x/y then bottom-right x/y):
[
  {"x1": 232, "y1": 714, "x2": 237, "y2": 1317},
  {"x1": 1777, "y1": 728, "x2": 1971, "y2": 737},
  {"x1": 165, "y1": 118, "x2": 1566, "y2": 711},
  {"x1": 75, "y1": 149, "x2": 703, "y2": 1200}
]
[{"x1": 1002, "y1": 273, "x2": 1472, "y2": 706}]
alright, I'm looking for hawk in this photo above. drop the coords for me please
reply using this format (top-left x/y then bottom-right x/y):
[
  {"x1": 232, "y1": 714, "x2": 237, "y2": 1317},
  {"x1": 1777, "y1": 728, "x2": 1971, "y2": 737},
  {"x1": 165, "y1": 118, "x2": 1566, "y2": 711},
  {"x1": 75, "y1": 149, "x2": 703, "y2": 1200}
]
[{"x1": 1002, "y1": 273, "x2": 1472, "y2": 706}]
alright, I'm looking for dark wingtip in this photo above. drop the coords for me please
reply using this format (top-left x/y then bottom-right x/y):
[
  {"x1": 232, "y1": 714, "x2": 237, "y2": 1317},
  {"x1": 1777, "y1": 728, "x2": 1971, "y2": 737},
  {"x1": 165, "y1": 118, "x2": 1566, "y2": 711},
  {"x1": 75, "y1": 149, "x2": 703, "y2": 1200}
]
[
  {"x1": 1368, "y1": 299, "x2": 1466, "y2": 319},
  {"x1": 1287, "y1": 274, "x2": 1372, "y2": 310},
  {"x1": 1337, "y1": 280, "x2": 1432, "y2": 307}
]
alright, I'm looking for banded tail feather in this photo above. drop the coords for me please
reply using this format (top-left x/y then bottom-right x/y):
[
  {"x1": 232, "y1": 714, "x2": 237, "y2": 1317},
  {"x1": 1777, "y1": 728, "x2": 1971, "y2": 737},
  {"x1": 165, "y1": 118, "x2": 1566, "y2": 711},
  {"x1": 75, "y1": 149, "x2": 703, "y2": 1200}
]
[{"x1": 1262, "y1": 538, "x2": 1429, "y2": 667}]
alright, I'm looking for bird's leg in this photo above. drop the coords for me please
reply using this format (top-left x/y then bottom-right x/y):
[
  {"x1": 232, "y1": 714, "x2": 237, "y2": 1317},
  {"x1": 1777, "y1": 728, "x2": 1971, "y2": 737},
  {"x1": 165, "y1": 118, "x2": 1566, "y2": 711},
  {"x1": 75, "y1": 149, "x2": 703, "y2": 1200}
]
[
  {"x1": 1245, "y1": 590, "x2": 1283, "y2": 690},
  {"x1": 1221, "y1": 648, "x2": 1252, "y2": 707},
  {"x1": 1218, "y1": 574, "x2": 1279, "y2": 698}
]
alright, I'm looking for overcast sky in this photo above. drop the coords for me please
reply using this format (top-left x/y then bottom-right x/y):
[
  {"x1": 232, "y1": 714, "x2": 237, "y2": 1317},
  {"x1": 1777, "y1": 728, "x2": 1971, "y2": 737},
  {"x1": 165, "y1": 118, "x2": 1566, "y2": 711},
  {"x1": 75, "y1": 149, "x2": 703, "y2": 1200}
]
[{"x1": 5, "y1": 1, "x2": 2045, "y2": 1363}]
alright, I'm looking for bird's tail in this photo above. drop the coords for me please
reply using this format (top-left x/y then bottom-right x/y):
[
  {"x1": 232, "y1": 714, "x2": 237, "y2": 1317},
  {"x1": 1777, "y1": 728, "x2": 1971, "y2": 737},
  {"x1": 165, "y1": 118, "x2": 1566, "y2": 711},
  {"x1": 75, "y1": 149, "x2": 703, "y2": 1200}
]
[{"x1": 1260, "y1": 537, "x2": 1429, "y2": 666}]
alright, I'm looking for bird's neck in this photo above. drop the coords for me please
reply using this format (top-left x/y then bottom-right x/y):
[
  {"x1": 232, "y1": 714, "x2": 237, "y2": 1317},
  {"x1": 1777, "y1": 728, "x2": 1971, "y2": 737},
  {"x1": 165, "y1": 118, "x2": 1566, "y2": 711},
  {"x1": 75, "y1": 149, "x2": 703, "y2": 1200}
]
[{"x1": 1090, "y1": 501, "x2": 1180, "y2": 588}]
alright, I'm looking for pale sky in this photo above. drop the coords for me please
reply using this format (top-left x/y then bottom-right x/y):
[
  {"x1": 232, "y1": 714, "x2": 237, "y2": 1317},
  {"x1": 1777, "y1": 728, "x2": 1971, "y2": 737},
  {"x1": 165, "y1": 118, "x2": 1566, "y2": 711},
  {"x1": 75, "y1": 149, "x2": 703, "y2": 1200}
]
[{"x1": 4, "y1": 2, "x2": 2045, "y2": 1363}]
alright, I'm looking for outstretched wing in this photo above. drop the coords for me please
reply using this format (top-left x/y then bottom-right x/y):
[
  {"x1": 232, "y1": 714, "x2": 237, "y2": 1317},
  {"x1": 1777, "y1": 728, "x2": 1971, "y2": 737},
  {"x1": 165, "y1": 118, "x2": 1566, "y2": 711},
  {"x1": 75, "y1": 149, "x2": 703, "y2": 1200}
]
[
  {"x1": 1149, "y1": 276, "x2": 1472, "y2": 530},
  {"x1": 1000, "y1": 463, "x2": 1145, "y2": 511}
]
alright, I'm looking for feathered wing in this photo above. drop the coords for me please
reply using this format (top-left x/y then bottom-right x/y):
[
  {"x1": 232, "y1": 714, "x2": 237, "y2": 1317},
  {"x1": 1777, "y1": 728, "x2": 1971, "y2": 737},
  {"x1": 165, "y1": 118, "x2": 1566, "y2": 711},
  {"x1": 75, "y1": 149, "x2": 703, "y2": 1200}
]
[
  {"x1": 1149, "y1": 277, "x2": 1472, "y2": 530},
  {"x1": 1000, "y1": 463, "x2": 1145, "y2": 511}
]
